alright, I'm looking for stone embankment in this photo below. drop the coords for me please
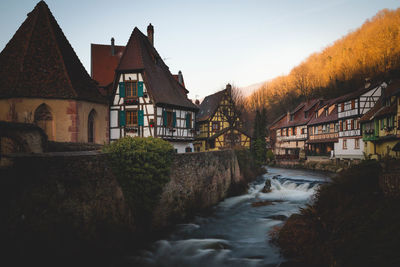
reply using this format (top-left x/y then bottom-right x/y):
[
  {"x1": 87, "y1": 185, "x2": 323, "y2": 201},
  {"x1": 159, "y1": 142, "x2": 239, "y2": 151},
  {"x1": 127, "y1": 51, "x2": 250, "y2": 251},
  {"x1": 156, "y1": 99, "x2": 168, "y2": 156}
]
[
  {"x1": 1, "y1": 148, "x2": 256, "y2": 262},
  {"x1": 272, "y1": 157, "x2": 357, "y2": 173}
]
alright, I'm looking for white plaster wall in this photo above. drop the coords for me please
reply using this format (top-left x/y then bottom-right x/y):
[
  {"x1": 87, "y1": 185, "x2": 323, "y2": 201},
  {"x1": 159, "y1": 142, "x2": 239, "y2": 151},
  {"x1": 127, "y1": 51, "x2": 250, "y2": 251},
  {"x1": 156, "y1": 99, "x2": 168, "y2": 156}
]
[
  {"x1": 334, "y1": 138, "x2": 364, "y2": 159},
  {"x1": 172, "y1": 142, "x2": 194, "y2": 153}
]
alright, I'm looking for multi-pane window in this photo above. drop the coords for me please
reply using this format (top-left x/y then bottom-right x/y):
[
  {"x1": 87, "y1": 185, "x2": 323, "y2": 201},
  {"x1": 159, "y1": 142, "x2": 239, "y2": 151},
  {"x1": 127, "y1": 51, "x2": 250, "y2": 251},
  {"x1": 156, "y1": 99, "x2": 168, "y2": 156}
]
[
  {"x1": 125, "y1": 81, "x2": 137, "y2": 98},
  {"x1": 126, "y1": 110, "x2": 138, "y2": 125}
]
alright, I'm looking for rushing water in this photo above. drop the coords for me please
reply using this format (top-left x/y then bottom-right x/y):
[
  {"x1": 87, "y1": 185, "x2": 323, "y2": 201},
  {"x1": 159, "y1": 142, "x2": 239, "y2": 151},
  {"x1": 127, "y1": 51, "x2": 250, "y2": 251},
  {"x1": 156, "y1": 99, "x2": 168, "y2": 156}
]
[{"x1": 129, "y1": 167, "x2": 330, "y2": 267}]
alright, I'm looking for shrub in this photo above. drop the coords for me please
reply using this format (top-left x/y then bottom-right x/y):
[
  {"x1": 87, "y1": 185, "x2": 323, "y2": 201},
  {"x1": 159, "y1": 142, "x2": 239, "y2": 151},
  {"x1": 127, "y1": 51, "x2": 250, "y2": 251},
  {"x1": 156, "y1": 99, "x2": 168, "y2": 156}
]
[
  {"x1": 266, "y1": 149, "x2": 274, "y2": 162},
  {"x1": 103, "y1": 137, "x2": 174, "y2": 227}
]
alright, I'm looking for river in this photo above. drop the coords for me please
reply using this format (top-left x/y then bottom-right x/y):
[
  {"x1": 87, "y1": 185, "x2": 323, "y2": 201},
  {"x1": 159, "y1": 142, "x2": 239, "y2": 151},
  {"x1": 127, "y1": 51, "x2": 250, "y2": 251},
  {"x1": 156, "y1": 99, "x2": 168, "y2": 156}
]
[{"x1": 129, "y1": 167, "x2": 330, "y2": 267}]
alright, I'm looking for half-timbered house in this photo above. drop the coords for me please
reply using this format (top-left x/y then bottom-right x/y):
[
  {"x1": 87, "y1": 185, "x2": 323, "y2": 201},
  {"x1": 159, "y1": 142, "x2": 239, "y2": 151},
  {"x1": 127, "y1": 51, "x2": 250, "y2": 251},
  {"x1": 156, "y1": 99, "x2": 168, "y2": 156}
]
[
  {"x1": 334, "y1": 82, "x2": 385, "y2": 159},
  {"x1": 306, "y1": 97, "x2": 341, "y2": 157},
  {"x1": 195, "y1": 84, "x2": 251, "y2": 151},
  {"x1": 360, "y1": 80, "x2": 400, "y2": 159},
  {"x1": 92, "y1": 25, "x2": 198, "y2": 153},
  {"x1": 270, "y1": 99, "x2": 321, "y2": 159},
  {"x1": 0, "y1": 1, "x2": 109, "y2": 144}
]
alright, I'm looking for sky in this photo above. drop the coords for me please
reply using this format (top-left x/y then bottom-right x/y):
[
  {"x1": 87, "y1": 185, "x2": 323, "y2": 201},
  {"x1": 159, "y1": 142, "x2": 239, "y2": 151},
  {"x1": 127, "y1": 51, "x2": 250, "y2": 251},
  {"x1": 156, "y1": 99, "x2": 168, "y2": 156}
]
[{"x1": 0, "y1": 0, "x2": 399, "y2": 100}]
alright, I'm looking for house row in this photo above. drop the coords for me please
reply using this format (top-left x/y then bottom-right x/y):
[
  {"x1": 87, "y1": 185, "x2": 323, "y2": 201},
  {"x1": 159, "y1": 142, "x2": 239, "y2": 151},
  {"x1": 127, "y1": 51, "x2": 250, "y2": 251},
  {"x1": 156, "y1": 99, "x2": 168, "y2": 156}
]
[
  {"x1": 269, "y1": 81, "x2": 400, "y2": 160},
  {"x1": 0, "y1": 1, "x2": 251, "y2": 154}
]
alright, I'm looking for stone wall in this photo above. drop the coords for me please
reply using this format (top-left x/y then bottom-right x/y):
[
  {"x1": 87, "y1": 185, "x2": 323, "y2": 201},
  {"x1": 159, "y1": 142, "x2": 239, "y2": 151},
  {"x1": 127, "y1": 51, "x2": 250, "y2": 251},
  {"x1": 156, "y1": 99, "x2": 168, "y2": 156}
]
[
  {"x1": 2, "y1": 149, "x2": 248, "y2": 259},
  {"x1": 153, "y1": 150, "x2": 243, "y2": 228}
]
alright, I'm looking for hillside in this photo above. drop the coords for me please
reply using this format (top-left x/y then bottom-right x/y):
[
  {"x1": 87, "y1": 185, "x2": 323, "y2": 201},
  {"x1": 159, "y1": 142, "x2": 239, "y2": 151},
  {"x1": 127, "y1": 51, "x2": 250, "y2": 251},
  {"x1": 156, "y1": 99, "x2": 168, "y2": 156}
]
[{"x1": 247, "y1": 8, "x2": 400, "y2": 123}]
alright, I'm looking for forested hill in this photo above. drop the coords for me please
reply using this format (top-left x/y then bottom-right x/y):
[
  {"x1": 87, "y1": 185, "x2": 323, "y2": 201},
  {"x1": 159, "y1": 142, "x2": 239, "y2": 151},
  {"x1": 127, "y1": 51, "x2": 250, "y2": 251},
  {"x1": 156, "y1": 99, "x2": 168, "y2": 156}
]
[{"x1": 247, "y1": 8, "x2": 400, "y2": 123}]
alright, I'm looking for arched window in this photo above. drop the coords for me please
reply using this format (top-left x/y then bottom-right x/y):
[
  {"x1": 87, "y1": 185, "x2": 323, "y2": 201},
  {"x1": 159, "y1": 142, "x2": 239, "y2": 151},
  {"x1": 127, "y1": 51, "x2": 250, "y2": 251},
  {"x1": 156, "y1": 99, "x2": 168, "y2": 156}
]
[
  {"x1": 34, "y1": 104, "x2": 53, "y2": 140},
  {"x1": 88, "y1": 109, "x2": 96, "y2": 143}
]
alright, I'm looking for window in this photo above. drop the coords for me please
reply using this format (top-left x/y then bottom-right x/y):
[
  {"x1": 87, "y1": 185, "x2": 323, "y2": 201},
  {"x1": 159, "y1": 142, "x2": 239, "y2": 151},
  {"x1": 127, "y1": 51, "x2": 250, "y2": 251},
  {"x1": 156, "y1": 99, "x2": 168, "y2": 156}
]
[
  {"x1": 325, "y1": 109, "x2": 328, "y2": 116},
  {"x1": 346, "y1": 120, "x2": 351, "y2": 131},
  {"x1": 88, "y1": 109, "x2": 96, "y2": 143},
  {"x1": 335, "y1": 123, "x2": 339, "y2": 132},
  {"x1": 125, "y1": 81, "x2": 137, "y2": 98},
  {"x1": 355, "y1": 138, "x2": 360, "y2": 149},
  {"x1": 301, "y1": 128, "x2": 306, "y2": 134},
  {"x1": 212, "y1": 121, "x2": 220, "y2": 131},
  {"x1": 290, "y1": 114, "x2": 294, "y2": 121},
  {"x1": 34, "y1": 103, "x2": 53, "y2": 140},
  {"x1": 343, "y1": 139, "x2": 347, "y2": 150},
  {"x1": 167, "y1": 111, "x2": 173, "y2": 127},
  {"x1": 277, "y1": 129, "x2": 281, "y2": 136},
  {"x1": 315, "y1": 126, "x2": 319, "y2": 134},
  {"x1": 322, "y1": 125, "x2": 327, "y2": 133},
  {"x1": 126, "y1": 110, "x2": 138, "y2": 125},
  {"x1": 304, "y1": 111, "x2": 308, "y2": 118},
  {"x1": 185, "y1": 147, "x2": 192, "y2": 153}
]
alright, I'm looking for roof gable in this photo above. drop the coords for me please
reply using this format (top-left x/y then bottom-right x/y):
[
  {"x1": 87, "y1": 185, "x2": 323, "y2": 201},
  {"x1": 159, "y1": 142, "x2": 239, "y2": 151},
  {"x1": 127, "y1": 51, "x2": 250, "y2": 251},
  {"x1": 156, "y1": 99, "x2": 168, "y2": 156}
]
[
  {"x1": 0, "y1": 1, "x2": 106, "y2": 104},
  {"x1": 91, "y1": 43, "x2": 125, "y2": 87},
  {"x1": 113, "y1": 27, "x2": 197, "y2": 110},
  {"x1": 197, "y1": 89, "x2": 227, "y2": 122}
]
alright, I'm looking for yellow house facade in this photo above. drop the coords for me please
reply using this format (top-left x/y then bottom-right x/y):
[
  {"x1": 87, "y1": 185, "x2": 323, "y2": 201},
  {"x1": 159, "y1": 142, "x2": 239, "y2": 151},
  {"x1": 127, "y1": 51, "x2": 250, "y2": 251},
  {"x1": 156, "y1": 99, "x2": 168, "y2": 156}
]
[
  {"x1": 361, "y1": 80, "x2": 400, "y2": 159},
  {"x1": 195, "y1": 84, "x2": 251, "y2": 152}
]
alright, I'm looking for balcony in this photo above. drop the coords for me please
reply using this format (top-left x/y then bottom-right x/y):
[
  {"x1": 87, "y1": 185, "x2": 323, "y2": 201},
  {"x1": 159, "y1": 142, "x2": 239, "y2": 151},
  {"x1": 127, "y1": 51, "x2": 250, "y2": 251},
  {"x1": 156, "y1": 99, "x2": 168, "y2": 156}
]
[
  {"x1": 339, "y1": 129, "x2": 361, "y2": 137},
  {"x1": 277, "y1": 133, "x2": 307, "y2": 141},
  {"x1": 338, "y1": 109, "x2": 358, "y2": 118}
]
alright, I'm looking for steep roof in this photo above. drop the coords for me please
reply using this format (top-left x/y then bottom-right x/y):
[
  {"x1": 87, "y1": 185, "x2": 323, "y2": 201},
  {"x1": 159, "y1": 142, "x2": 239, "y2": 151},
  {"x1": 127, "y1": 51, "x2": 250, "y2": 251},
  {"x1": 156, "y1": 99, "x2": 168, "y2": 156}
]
[
  {"x1": 113, "y1": 27, "x2": 197, "y2": 110},
  {"x1": 0, "y1": 1, "x2": 106, "y2": 104},
  {"x1": 197, "y1": 89, "x2": 226, "y2": 122},
  {"x1": 91, "y1": 43, "x2": 125, "y2": 87},
  {"x1": 360, "y1": 80, "x2": 400, "y2": 122},
  {"x1": 307, "y1": 96, "x2": 343, "y2": 126}
]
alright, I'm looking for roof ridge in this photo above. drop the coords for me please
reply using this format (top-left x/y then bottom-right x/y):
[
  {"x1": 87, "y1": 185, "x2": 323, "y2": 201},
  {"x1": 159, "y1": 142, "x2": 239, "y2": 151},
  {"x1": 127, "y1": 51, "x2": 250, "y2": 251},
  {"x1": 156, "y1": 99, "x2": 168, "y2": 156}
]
[{"x1": 43, "y1": 3, "x2": 77, "y2": 97}]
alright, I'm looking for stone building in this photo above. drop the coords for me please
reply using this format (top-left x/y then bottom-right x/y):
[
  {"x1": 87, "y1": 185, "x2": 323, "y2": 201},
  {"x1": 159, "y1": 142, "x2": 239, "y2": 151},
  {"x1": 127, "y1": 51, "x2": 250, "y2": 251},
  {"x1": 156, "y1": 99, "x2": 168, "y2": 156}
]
[{"x1": 0, "y1": 1, "x2": 109, "y2": 144}]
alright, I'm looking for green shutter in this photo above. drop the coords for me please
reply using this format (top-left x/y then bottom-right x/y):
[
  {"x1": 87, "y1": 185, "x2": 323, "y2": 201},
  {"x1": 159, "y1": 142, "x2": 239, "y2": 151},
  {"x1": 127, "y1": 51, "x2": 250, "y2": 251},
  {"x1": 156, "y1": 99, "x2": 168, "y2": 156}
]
[
  {"x1": 186, "y1": 113, "x2": 190, "y2": 128},
  {"x1": 119, "y1": 82, "x2": 125, "y2": 97},
  {"x1": 119, "y1": 110, "x2": 126, "y2": 126},
  {"x1": 138, "y1": 110, "x2": 144, "y2": 126},
  {"x1": 173, "y1": 112, "x2": 177, "y2": 127},
  {"x1": 163, "y1": 110, "x2": 167, "y2": 126},
  {"x1": 138, "y1": 82, "x2": 144, "y2": 97}
]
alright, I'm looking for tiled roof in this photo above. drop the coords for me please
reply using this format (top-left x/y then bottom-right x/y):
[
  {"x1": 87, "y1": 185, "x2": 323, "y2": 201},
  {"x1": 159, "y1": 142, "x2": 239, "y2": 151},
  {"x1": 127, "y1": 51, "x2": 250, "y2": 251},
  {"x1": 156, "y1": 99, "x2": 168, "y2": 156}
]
[
  {"x1": 360, "y1": 79, "x2": 399, "y2": 122},
  {"x1": 307, "y1": 96, "x2": 343, "y2": 126},
  {"x1": 0, "y1": 1, "x2": 106, "y2": 104},
  {"x1": 338, "y1": 81, "x2": 383, "y2": 103},
  {"x1": 113, "y1": 27, "x2": 198, "y2": 110},
  {"x1": 197, "y1": 89, "x2": 226, "y2": 121},
  {"x1": 91, "y1": 43, "x2": 125, "y2": 87}
]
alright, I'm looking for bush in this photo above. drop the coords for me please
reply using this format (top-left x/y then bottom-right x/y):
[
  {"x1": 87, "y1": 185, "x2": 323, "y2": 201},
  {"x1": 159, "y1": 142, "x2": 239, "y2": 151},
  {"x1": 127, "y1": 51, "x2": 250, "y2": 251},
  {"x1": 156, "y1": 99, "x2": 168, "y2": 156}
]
[
  {"x1": 103, "y1": 137, "x2": 174, "y2": 227},
  {"x1": 266, "y1": 149, "x2": 274, "y2": 162}
]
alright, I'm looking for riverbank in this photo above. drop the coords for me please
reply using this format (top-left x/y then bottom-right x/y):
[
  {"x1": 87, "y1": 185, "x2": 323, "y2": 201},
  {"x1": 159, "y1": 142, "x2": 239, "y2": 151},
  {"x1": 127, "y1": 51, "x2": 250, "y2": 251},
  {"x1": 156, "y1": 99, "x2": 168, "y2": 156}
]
[
  {"x1": 270, "y1": 157, "x2": 355, "y2": 173},
  {"x1": 274, "y1": 160, "x2": 400, "y2": 266},
  {"x1": 0, "y1": 148, "x2": 264, "y2": 267}
]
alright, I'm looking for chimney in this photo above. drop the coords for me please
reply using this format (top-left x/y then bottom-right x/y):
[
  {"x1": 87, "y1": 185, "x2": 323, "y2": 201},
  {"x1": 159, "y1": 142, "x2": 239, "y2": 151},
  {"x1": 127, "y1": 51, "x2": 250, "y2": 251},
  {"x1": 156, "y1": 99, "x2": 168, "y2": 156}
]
[
  {"x1": 195, "y1": 99, "x2": 200, "y2": 106},
  {"x1": 111, "y1": 37, "x2": 115, "y2": 56},
  {"x1": 147, "y1": 23, "x2": 154, "y2": 46},
  {"x1": 287, "y1": 111, "x2": 290, "y2": 123},
  {"x1": 178, "y1": 70, "x2": 183, "y2": 85}
]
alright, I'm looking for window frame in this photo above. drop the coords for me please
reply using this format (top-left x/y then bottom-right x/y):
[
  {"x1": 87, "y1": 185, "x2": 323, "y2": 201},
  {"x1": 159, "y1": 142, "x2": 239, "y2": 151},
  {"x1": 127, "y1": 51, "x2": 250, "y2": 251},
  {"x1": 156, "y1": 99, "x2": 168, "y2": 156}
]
[
  {"x1": 125, "y1": 81, "x2": 138, "y2": 98},
  {"x1": 126, "y1": 109, "x2": 138, "y2": 126}
]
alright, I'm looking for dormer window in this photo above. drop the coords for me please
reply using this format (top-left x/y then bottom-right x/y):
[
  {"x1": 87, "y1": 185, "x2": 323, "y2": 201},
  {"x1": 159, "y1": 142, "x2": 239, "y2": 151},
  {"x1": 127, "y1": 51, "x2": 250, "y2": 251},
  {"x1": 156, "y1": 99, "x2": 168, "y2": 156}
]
[
  {"x1": 325, "y1": 108, "x2": 328, "y2": 116},
  {"x1": 290, "y1": 114, "x2": 294, "y2": 121},
  {"x1": 315, "y1": 112, "x2": 318, "y2": 118},
  {"x1": 304, "y1": 111, "x2": 308, "y2": 118}
]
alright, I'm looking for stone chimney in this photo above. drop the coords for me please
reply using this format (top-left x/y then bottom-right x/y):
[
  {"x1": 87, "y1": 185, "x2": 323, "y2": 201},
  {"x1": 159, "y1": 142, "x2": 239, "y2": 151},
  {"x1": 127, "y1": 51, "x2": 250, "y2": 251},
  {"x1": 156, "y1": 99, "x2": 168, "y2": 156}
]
[
  {"x1": 178, "y1": 70, "x2": 183, "y2": 85},
  {"x1": 111, "y1": 37, "x2": 115, "y2": 56},
  {"x1": 147, "y1": 23, "x2": 154, "y2": 46}
]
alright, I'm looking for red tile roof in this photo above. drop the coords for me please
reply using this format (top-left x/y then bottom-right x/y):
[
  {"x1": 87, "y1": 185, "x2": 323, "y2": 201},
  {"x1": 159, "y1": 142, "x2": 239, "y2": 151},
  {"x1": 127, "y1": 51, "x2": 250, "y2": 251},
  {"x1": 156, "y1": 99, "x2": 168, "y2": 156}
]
[
  {"x1": 91, "y1": 44, "x2": 125, "y2": 87},
  {"x1": 307, "y1": 96, "x2": 343, "y2": 126},
  {"x1": 113, "y1": 27, "x2": 197, "y2": 110},
  {"x1": 0, "y1": 1, "x2": 106, "y2": 104}
]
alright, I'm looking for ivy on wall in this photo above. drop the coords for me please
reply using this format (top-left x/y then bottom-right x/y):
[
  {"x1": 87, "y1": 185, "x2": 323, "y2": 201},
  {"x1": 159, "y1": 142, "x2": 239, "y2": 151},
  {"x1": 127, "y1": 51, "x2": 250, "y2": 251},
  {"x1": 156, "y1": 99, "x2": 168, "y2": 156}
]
[{"x1": 103, "y1": 137, "x2": 174, "y2": 227}]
